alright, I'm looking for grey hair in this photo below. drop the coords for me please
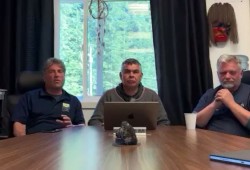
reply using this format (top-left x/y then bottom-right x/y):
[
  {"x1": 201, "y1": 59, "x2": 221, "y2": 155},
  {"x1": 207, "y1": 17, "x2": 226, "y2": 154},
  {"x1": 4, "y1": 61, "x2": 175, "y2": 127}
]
[
  {"x1": 43, "y1": 58, "x2": 66, "y2": 73},
  {"x1": 121, "y1": 58, "x2": 142, "y2": 72},
  {"x1": 217, "y1": 54, "x2": 242, "y2": 70}
]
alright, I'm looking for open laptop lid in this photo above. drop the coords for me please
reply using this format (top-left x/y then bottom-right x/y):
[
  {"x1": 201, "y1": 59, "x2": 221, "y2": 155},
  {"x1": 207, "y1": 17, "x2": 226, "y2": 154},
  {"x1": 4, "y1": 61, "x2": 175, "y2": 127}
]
[
  {"x1": 210, "y1": 149, "x2": 250, "y2": 166},
  {"x1": 103, "y1": 102, "x2": 158, "y2": 130}
]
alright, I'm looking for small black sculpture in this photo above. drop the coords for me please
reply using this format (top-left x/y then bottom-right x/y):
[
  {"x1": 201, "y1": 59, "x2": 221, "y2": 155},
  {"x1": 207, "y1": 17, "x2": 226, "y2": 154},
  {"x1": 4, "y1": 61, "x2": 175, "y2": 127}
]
[{"x1": 115, "y1": 121, "x2": 138, "y2": 145}]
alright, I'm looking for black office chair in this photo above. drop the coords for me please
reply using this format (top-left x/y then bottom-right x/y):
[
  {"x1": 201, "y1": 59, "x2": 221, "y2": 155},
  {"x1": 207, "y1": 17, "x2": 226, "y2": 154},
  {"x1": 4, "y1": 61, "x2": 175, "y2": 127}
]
[
  {"x1": 241, "y1": 70, "x2": 250, "y2": 85},
  {"x1": 4, "y1": 71, "x2": 44, "y2": 137}
]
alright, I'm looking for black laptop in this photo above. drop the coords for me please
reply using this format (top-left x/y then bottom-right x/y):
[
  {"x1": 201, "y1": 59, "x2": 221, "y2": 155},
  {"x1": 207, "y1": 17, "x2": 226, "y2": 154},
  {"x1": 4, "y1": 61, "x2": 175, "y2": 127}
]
[{"x1": 210, "y1": 149, "x2": 250, "y2": 166}]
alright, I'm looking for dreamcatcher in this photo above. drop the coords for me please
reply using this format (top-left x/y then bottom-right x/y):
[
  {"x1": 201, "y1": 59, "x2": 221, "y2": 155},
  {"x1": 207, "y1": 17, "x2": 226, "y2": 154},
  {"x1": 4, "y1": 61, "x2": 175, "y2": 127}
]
[
  {"x1": 89, "y1": 0, "x2": 108, "y2": 19},
  {"x1": 88, "y1": 0, "x2": 108, "y2": 66}
]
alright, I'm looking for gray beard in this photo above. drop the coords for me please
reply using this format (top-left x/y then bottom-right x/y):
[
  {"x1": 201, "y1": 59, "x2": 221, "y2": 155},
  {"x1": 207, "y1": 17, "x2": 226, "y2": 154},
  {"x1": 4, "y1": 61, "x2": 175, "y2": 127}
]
[{"x1": 222, "y1": 83, "x2": 234, "y2": 89}]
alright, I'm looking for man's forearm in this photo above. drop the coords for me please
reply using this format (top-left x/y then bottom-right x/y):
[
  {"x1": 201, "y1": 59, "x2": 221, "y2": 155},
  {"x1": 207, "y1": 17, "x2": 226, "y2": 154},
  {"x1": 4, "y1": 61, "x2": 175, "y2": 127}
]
[
  {"x1": 227, "y1": 101, "x2": 250, "y2": 126},
  {"x1": 13, "y1": 122, "x2": 26, "y2": 137},
  {"x1": 196, "y1": 102, "x2": 217, "y2": 127}
]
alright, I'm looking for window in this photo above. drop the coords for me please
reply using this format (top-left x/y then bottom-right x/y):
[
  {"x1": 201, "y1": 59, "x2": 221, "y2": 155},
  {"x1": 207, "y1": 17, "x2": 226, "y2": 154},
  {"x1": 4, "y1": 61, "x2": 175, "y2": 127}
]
[{"x1": 54, "y1": 0, "x2": 157, "y2": 101}]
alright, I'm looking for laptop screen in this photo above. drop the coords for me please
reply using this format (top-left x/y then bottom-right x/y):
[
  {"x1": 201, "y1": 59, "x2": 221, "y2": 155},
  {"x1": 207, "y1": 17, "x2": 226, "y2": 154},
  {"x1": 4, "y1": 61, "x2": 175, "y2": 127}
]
[{"x1": 103, "y1": 102, "x2": 159, "y2": 130}]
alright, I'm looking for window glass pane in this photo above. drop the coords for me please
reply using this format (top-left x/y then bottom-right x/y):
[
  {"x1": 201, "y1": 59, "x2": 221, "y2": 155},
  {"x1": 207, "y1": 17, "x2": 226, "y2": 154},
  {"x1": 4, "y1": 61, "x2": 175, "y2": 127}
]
[{"x1": 59, "y1": 1, "x2": 84, "y2": 100}]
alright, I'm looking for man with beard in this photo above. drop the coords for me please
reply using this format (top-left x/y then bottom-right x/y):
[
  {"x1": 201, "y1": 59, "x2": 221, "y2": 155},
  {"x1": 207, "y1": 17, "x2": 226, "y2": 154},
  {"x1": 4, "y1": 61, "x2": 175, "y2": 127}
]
[
  {"x1": 193, "y1": 54, "x2": 250, "y2": 137},
  {"x1": 12, "y1": 58, "x2": 85, "y2": 136},
  {"x1": 88, "y1": 58, "x2": 170, "y2": 126}
]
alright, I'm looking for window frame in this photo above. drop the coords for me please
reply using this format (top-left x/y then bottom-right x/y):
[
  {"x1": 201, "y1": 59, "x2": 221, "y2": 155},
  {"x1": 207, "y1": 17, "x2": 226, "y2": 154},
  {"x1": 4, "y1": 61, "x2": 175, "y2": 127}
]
[{"x1": 54, "y1": 0, "x2": 155, "y2": 104}]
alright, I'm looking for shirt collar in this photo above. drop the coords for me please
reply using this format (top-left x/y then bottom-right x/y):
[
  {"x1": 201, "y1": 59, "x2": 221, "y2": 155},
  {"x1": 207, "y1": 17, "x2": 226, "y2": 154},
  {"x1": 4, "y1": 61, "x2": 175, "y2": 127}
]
[
  {"x1": 116, "y1": 83, "x2": 144, "y2": 101},
  {"x1": 39, "y1": 88, "x2": 71, "y2": 101}
]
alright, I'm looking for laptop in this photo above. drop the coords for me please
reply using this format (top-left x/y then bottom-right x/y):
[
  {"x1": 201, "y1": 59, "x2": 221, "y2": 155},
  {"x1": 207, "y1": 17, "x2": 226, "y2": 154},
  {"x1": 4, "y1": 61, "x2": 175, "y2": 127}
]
[
  {"x1": 210, "y1": 149, "x2": 250, "y2": 166},
  {"x1": 103, "y1": 102, "x2": 159, "y2": 130}
]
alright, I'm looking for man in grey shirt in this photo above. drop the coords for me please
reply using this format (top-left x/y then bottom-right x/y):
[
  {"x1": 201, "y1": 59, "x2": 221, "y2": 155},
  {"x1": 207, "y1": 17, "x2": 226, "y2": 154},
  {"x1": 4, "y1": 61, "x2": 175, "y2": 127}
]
[{"x1": 88, "y1": 58, "x2": 170, "y2": 126}]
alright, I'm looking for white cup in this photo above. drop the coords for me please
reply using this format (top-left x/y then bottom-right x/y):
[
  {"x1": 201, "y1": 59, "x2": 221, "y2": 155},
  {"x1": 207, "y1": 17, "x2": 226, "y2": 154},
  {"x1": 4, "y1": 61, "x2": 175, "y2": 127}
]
[{"x1": 184, "y1": 113, "x2": 197, "y2": 130}]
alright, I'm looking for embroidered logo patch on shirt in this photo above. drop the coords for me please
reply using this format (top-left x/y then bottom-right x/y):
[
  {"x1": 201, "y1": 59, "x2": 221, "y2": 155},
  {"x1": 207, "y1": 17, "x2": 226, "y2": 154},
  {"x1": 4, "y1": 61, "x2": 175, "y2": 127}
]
[{"x1": 62, "y1": 103, "x2": 70, "y2": 112}]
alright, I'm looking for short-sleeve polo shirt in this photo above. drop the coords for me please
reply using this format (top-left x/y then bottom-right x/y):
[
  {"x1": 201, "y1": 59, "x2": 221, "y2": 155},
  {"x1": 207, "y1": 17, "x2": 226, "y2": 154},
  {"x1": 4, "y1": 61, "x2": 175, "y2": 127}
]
[
  {"x1": 12, "y1": 88, "x2": 85, "y2": 134},
  {"x1": 193, "y1": 83, "x2": 250, "y2": 137}
]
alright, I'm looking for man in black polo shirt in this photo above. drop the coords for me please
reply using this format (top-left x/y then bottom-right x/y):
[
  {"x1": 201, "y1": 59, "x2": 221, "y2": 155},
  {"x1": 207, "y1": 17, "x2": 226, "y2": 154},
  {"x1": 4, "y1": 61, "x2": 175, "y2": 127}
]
[
  {"x1": 12, "y1": 58, "x2": 85, "y2": 136},
  {"x1": 193, "y1": 54, "x2": 250, "y2": 137}
]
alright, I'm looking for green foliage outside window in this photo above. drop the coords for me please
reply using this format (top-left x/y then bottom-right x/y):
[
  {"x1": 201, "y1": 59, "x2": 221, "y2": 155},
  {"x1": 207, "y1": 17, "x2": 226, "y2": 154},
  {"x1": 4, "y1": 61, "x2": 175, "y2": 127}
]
[{"x1": 59, "y1": 1, "x2": 157, "y2": 99}]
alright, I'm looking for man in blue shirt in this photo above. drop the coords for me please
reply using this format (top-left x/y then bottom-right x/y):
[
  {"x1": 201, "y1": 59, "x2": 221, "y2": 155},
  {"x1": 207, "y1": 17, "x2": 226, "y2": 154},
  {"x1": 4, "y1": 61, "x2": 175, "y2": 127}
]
[
  {"x1": 12, "y1": 58, "x2": 85, "y2": 136},
  {"x1": 193, "y1": 54, "x2": 250, "y2": 137}
]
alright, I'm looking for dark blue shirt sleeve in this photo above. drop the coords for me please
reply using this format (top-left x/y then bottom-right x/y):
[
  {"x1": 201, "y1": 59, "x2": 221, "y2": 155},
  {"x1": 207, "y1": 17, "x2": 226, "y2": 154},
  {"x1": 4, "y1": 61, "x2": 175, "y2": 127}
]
[
  {"x1": 193, "y1": 88, "x2": 215, "y2": 112},
  {"x1": 11, "y1": 93, "x2": 30, "y2": 124},
  {"x1": 71, "y1": 97, "x2": 85, "y2": 125}
]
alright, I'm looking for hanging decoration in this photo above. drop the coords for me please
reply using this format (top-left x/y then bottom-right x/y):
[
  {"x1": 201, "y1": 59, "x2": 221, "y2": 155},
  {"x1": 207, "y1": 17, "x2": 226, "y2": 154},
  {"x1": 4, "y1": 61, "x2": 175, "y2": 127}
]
[
  {"x1": 207, "y1": 3, "x2": 238, "y2": 46},
  {"x1": 89, "y1": 0, "x2": 108, "y2": 19},
  {"x1": 88, "y1": 0, "x2": 108, "y2": 83}
]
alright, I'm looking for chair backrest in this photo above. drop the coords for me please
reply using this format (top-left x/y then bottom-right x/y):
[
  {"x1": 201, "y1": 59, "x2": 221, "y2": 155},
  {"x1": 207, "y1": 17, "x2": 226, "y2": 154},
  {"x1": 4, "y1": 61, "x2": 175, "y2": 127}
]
[
  {"x1": 241, "y1": 70, "x2": 250, "y2": 85},
  {"x1": 0, "y1": 90, "x2": 8, "y2": 139},
  {"x1": 16, "y1": 71, "x2": 44, "y2": 94},
  {"x1": 5, "y1": 71, "x2": 44, "y2": 137},
  {"x1": 8, "y1": 71, "x2": 44, "y2": 109}
]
